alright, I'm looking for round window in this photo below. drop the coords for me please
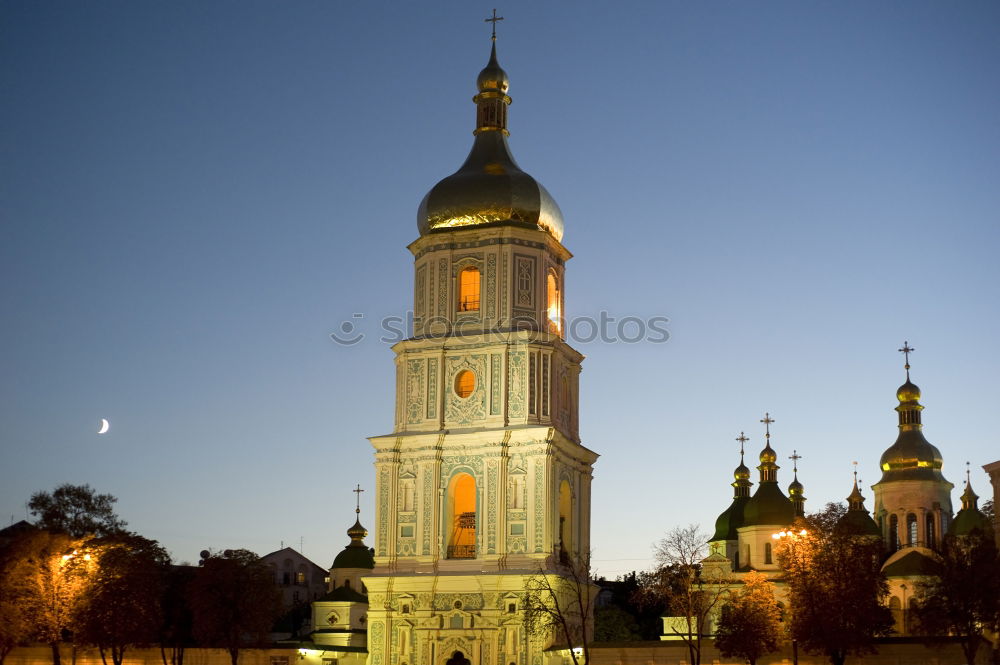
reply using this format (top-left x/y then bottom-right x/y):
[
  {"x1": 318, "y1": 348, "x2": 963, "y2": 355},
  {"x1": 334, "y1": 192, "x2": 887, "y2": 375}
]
[{"x1": 455, "y1": 370, "x2": 475, "y2": 398}]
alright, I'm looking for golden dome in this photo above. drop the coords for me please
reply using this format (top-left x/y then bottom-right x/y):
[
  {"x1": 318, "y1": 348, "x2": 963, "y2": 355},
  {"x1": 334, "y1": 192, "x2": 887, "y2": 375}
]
[
  {"x1": 896, "y1": 380, "x2": 921, "y2": 403},
  {"x1": 417, "y1": 41, "x2": 565, "y2": 241},
  {"x1": 477, "y1": 43, "x2": 509, "y2": 94},
  {"x1": 759, "y1": 443, "x2": 777, "y2": 464},
  {"x1": 734, "y1": 461, "x2": 751, "y2": 481}
]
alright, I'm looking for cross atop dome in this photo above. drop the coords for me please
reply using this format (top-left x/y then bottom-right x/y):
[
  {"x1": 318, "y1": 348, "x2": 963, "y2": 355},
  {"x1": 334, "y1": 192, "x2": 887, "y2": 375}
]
[
  {"x1": 485, "y1": 9, "x2": 504, "y2": 41},
  {"x1": 899, "y1": 340, "x2": 915, "y2": 379}
]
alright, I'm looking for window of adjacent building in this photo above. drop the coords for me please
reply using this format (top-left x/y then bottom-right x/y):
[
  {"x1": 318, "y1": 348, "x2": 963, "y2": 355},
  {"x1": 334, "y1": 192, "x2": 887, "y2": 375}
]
[
  {"x1": 446, "y1": 473, "x2": 477, "y2": 558},
  {"x1": 296, "y1": 571, "x2": 305, "y2": 584},
  {"x1": 455, "y1": 370, "x2": 475, "y2": 398},
  {"x1": 546, "y1": 271, "x2": 561, "y2": 333},
  {"x1": 458, "y1": 267, "x2": 481, "y2": 312}
]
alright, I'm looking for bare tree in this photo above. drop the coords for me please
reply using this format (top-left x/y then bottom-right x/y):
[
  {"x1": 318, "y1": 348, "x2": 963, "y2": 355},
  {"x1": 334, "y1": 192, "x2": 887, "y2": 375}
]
[
  {"x1": 522, "y1": 552, "x2": 596, "y2": 665},
  {"x1": 636, "y1": 525, "x2": 731, "y2": 665}
]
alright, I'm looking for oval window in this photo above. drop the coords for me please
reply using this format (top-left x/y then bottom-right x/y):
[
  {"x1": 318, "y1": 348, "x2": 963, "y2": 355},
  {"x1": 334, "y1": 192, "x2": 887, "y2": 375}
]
[{"x1": 455, "y1": 370, "x2": 475, "y2": 398}]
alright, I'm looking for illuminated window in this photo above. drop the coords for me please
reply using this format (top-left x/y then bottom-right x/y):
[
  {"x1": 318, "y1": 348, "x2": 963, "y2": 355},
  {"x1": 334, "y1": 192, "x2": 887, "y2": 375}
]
[
  {"x1": 546, "y1": 271, "x2": 561, "y2": 333},
  {"x1": 455, "y1": 370, "x2": 475, "y2": 398},
  {"x1": 907, "y1": 513, "x2": 917, "y2": 545},
  {"x1": 458, "y1": 267, "x2": 481, "y2": 312},
  {"x1": 296, "y1": 571, "x2": 305, "y2": 584},
  {"x1": 446, "y1": 473, "x2": 476, "y2": 559}
]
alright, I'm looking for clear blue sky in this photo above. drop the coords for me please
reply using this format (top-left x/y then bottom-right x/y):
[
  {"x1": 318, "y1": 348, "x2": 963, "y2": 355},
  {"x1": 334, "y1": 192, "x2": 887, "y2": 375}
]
[{"x1": 2, "y1": 2, "x2": 997, "y2": 576}]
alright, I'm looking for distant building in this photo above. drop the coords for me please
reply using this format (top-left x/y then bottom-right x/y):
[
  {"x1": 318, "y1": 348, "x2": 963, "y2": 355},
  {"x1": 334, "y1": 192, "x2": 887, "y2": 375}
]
[{"x1": 261, "y1": 546, "x2": 328, "y2": 608}]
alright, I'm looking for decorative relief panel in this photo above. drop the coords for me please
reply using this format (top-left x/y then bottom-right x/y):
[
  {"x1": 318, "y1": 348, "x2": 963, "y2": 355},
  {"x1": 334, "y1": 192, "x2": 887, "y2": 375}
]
[
  {"x1": 415, "y1": 264, "x2": 426, "y2": 321},
  {"x1": 501, "y1": 254, "x2": 508, "y2": 318},
  {"x1": 487, "y1": 461, "x2": 498, "y2": 554},
  {"x1": 426, "y1": 358, "x2": 438, "y2": 420},
  {"x1": 541, "y1": 355, "x2": 550, "y2": 417},
  {"x1": 406, "y1": 359, "x2": 425, "y2": 425},
  {"x1": 422, "y1": 468, "x2": 433, "y2": 554},
  {"x1": 515, "y1": 255, "x2": 535, "y2": 308},
  {"x1": 486, "y1": 253, "x2": 497, "y2": 318},
  {"x1": 534, "y1": 459, "x2": 544, "y2": 552},
  {"x1": 438, "y1": 259, "x2": 448, "y2": 317},
  {"x1": 444, "y1": 355, "x2": 488, "y2": 425},
  {"x1": 371, "y1": 621, "x2": 385, "y2": 665},
  {"x1": 508, "y1": 536, "x2": 527, "y2": 554},
  {"x1": 432, "y1": 593, "x2": 484, "y2": 611},
  {"x1": 528, "y1": 353, "x2": 536, "y2": 417},
  {"x1": 507, "y1": 351, "x2": 525, "y2": 419},
  {"x1": 490, "y1": 354, "x2": 502, "y2": 416}
]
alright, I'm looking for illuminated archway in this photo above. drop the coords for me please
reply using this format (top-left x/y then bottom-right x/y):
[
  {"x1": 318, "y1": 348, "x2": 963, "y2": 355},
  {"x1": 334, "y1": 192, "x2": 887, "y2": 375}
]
[
  {"x1": 447, "y1": 473, "x2": 477, "y2": 558},
  {"x1": 547, "y1": 271, "x2": 561, "y2": 333}
]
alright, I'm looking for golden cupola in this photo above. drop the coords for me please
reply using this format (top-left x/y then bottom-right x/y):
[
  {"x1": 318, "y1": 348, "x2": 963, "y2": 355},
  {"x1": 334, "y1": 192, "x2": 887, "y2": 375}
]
[
  {"x1": 877, "y1": 343, "x2": 948, "y2": 483},
  {"x1": 416, "y1": 38, "x2": 565, "y2": 241}
]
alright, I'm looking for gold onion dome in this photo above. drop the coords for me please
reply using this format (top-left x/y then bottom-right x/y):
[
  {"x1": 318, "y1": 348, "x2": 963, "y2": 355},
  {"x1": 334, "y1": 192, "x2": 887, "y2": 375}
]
[
  {"x1": 734, "y1": 461, "x2": 751, "y2": 481},
  {"x1": 417, "y1": 41, "x2": 565, "y2": 241},
  {"x1": 877, "y1": 366, "x2": 947, "y2": 483},
  {"x1": 759, "y1": 443, "x2": 777, "y2": 464}
]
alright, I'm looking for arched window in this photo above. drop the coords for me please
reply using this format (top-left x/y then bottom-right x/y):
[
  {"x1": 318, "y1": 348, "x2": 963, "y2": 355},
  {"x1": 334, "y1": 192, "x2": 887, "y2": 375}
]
[
  {"x1": 446, "y1": 473, "x2": 477, "y2": 559},
  {"x1": 764, "y1": 542, "x2": 773, "y2": 565},
  {"x1": 546, "y1": 271, "x2": 561, "y2": 333},
  {"x1": 558, "y1": 480, "x2": 573, "y2": 557},
  {"x1": 906, "y1": 513, "x2": 918, "y2": 545},
  {"x1": 926, "y1": 515, "x2": 936, "y2": 549},
  {"x1": 889, "y1": 514, "x2": 899, "y2": 550},
  {"x1": 458, "y1": 267, "x2": 480, "y2": 312},
  {"x1": 889, "y1": 596, "x2": 902, "y2": 633}
]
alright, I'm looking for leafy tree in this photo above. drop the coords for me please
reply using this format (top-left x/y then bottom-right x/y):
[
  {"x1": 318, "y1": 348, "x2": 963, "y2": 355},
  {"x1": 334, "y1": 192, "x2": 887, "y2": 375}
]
[
  {"x1": 29, "y1": 485, "x2": 127, "y2": 538},
  {"x1": 75, "y1": 535, "x2": 170, "y2": 665},
  {"x1": 635, "y1": 525, "x2": 730, "y2": 665},
  {"x1": 187, "y1": 549, "x2": 282, "y2": 665},
  {"x1": 776, "y1": 503, "x2": 893, "y2": 665},
  {"x1": 0, "y1": 579, "x2": 31, "y2": 665},
  {"x1": 0, "y1": 530, "x2": 97, "y2": 665},
  {"x1": 911, "y1": 529, "x2": 1000, "y2": 665},
  {"x1": 159, "y1": 565, "x2": 196, "y2": 665},
  {"x1": 593, "y1": 605, "x2": 642, "y2": 642},
  {"x1": 713, "y1": 571, "x2": 781, "y2": 665},
  {"x1": 523, "y1": 552, "x2": 596, "y2": 665}
]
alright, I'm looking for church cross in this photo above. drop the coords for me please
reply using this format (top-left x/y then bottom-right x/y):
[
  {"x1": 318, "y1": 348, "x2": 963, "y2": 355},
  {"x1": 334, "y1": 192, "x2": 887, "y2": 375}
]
[
  {"x1": 789, "y1": 450, "x2": 802, "y2": 473},
  {"x1": 353, "y1": 484, "x2": 364, "y2": 515},
  {"x1": 735, "y1": 431, "x2": 749, "y2": 456},
  {"x1": 898, "y1": 341, "x2": 914, "y2": 378},
  {"x1": 760, "y1": 412, "x2": 774, "y2": 440},
  {"x1": 485, "y1": 9, "x2": 504, "y2": 40}
]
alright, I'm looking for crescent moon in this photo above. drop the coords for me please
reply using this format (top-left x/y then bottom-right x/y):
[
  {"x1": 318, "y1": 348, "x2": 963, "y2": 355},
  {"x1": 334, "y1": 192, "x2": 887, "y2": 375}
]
[{"x1": 98, "y1": 419, "x2": 110, "y2": 434}]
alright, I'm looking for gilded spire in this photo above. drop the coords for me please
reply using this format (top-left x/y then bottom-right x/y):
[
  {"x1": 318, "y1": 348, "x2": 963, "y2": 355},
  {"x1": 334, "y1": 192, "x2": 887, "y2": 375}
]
[
  {"x1": 788, "y1": 450, "x2": 805, "y2": 517},
  {"x1": 347, "y1": 484, "x2": 367, "y2": 543},
  {"x1": 474, "y1": 12, "x2": 511, "y2": 136},
  {"x1": 961, "y1": 462, "x2": 979, "y2": 510},
  {"x1": 895, "y1": 341, "x2": 923, "y2": 428},
  {"x1": 847, "y1": 462, "x2": 866, "y2": 510},
  {"x1": 757, "y1": 413, "x2": 779, "y2": 482},
  {"x1": 732, "y1": 432, "x2": 752, "y2": 498}
]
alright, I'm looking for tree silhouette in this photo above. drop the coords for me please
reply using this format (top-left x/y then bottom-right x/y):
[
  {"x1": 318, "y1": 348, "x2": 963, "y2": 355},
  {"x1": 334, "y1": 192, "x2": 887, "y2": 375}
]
[{"x1": 713, "y1": 571, "x2": 781, "y2": 665}]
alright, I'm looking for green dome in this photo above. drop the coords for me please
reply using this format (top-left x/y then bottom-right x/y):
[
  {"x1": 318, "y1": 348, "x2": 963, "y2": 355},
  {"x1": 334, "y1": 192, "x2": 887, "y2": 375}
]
[
  {"x1": 949, "y1": 507, "x2": 993, "y2": 537},
  {"x1": 332, "y1": 544, "x2": 374, "y2": 570},
  {"x1": 331, "y1": 518, "x2": 374, "y2": 570},
  {"x1": 838, "y1": 509, "x2": 881, "y2": 537},
  {"x1": 743, "y1": 482, "x2": 795, "y2": 527},
  {"x1": 712, "y1": 496, "x2": 750, "y2": 542}
]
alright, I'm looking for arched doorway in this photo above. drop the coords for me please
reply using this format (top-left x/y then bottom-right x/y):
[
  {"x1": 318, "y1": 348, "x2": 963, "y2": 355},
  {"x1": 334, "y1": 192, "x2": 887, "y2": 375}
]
[{"x1": 446, "y1": 652, "x2": 471, "y2": 665}]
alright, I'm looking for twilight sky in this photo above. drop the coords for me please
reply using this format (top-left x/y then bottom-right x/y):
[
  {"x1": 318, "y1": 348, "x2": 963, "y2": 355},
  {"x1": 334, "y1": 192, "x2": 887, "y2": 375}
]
[{"x1": 2, "y1": 2, "x2": 998, "y2": 577}]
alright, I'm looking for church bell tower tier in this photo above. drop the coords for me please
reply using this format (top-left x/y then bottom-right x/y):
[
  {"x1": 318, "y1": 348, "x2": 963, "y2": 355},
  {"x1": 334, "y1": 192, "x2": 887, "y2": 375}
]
[{"x1": 364, "y1": 27, "x2": 598, "y2": 665}]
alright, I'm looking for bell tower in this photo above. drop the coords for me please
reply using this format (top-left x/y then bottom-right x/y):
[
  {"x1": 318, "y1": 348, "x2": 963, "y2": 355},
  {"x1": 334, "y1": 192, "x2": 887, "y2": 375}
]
[{"x1": 363, "y1": 24, "x2": 598, "y2": 665}]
